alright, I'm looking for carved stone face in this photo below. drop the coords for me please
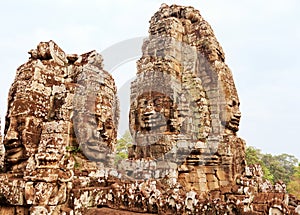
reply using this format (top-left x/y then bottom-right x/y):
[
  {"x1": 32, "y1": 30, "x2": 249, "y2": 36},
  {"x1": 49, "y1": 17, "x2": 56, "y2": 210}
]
[
  {"x1": 76, "y1": 112, "x2": 104, "y2": 160},
  {"x1": 71, "y1": 51, "x2": 118, "y2": 164},
  {"x1": 73, "y1": 111, "x2": 110, "y2": 162},
  {"x1": 135, "y1": 92, "x2": 174, "y2": 133},
  {"x1": 222, "y1": 97, "x2": 241, "y2": 133},
  {"x1": 4, "y1": 117, "x2": 24, "y2": 166},
  {"x1": 4, "y1": 116, "x2": 41, "y2": 172},
  {"x1": 128, "y1": 91, "x2": 179, "y2": 159},
  {"x1": 73, "y1": 93, "x2": 116, "y2": 162}
]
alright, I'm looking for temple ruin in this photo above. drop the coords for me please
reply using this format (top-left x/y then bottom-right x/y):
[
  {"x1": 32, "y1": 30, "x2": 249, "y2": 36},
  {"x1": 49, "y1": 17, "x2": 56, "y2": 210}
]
[
  {"x1": 128, "y1": 3, "x2": 246, "y2": 195},
  {"x1": 0, "y1": 3, "x2": 299, "y2": 215}
]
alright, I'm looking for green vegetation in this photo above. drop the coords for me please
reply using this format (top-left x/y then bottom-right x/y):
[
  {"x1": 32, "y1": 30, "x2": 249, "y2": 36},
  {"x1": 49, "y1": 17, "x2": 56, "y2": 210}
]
[
  {"x1": 287, "y1": 164, "x2": 300, "y2": 198},
  {"x1": 262, "y1": 153, "x2": 298, "y2": 184},
  {"x1": 66, "y1": 145, "x2": 81, "y2": 168},
  {"x1": 115, "y1": 130, "x2": 133, "y2": 163},
  {"x1": 66, "y1": 145, "x2": 81, "y2": 154},
  {"x1": 245, "y1": 146, "x2": 299, "y2": 193},
  {"x1": 246, "y1": 146, "x2": 274, "y2": 181}
]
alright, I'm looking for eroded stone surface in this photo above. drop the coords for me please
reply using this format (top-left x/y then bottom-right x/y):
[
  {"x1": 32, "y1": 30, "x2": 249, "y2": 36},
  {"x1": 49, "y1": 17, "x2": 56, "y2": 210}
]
[
  {"x1": 0, "y1": 40, "x2": 119, "y2": 214},
  {"x1": 0, "y1": 4, "x2": 299, "y2": 215},
  {"x1": 0, "y1": 119, "x2": 3, "y2": 168},
  {"x1": 128, "y1": 3, "x2": 245, "y2": 195}
]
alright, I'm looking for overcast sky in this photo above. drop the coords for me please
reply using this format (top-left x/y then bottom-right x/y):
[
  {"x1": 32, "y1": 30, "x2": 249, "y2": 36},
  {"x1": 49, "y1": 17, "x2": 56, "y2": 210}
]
[{"x1": 0, "y1": 0, "x2": 299, "y2": 159}]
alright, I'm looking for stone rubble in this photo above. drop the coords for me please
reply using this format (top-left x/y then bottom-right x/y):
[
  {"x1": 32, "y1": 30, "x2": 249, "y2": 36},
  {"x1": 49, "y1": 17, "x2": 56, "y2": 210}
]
[{"x1": 0, "y1": 3, "x2": 299, "y2": 215}]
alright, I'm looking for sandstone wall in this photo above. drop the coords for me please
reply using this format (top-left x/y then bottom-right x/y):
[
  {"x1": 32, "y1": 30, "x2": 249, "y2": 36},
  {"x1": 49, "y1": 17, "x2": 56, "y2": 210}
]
[
  {"x1": 0, "y1": 40, "x2": 119, "y2": 214},
  {"x1": 0, "y1": 4, "x2": 299, "y2": 215},
  {"x1": 0, "y1": 118, "x2": 3, "y2": 168},
  {"x1": 128, "y1": 3, "x2": 246, "y2": 195}
]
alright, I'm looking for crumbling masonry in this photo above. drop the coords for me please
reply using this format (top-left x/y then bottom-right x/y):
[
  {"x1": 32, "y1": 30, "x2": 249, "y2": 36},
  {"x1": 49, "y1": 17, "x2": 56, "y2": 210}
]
[{"x1": 0, "y1": 3, "x2": 299, "y2": 215}]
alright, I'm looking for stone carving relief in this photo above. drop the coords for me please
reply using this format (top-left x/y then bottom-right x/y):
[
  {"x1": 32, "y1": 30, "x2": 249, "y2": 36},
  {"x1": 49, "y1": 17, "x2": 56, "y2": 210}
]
[
  {"x1": 0, "y1": 40, "x2": 119, "y2": 214},
  {"x1": 0, "y1": 3, "x2": 298, "y2": 215},
  {"x1": 127, "y1": 3, "x2": 246, "y2": 194}
]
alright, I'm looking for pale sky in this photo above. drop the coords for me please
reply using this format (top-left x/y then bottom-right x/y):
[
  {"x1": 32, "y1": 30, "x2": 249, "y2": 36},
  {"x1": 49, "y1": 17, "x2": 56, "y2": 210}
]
[{"x1": 0, "y1": 0, "x2": 299, "y2": 159}]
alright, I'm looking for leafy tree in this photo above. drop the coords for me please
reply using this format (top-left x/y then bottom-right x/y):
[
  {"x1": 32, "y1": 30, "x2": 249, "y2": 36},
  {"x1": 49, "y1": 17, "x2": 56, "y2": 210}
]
[
  {"x1": 262, "y1": 153, "x2": 298, "y2": 184},
  {"x1": 245, "y1": 146, "x2": 273, "y2": 181},
  {"x1": 287, "y1": 163, "x2": 300, "y2": 198},
  {"x1": 245, "y1": 146, "x2": 299, "y2": 184},
  {"x1": 245, "y1": 146, "x2": 262, "y2": 165},
  {"x1": 115, "y1": 130, "x2": 133, "y2": 163}
]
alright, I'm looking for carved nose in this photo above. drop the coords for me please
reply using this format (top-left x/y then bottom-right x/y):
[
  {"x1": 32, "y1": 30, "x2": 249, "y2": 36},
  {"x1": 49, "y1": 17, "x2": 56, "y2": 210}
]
[
  {"x1": 96, "y1": 124, "x2": 102, "y2": 131},
  {"x1": 143, "y1": 105, "x2": 155, "y2": 116},
  {"x1": 234, "y1": 110, "x2": 241, "y2": 118},
  {"x1": 143, "y1": 109, "x2": 155, "y2": 116},
  {"x1": 5, "y1": 129, "x2": 18, "y2": 141}
]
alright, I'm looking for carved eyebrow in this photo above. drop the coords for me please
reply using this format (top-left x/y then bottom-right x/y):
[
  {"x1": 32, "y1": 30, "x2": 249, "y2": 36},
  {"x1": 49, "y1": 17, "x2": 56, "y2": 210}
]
[{"x1": 227, "y1": 101, "x2": 233, "y2": 106}]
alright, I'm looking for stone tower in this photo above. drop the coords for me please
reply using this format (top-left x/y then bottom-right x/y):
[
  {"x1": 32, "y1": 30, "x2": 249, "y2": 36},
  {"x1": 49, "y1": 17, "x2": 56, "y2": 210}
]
[
  {"x1": 0, "y1": 40, "x2": 119, "y2": 214},
  {"x1": 128, "y1": 4, "x2": 246, "y2": 194},
  {"x1": 0, "y1": 4, "x2": 299, "y2": 215}
]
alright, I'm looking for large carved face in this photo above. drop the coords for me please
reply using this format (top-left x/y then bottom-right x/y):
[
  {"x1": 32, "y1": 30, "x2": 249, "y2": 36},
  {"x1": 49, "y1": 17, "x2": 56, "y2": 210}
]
[
  {"x1": 73, "y1": 112, "x2": 106, "y2": 161},
  {"x1": 221, "y1": 97, "x2": 241, "y2": 133},
  {"x1": 4, "y1": 117, "x2": 24, "y2": 166},
  {"x1": 134, "y1": 91, "x2": 175, "y2": 134},
  {"x1": 73, "y1": 89, "x2": 117, "y2": 163},
  {"x1": 71, "y1": 50, "x2": 118, "y2": 164},
  {"x1": 4, "y1": 116, "x2": 42, "y2": 172}
]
